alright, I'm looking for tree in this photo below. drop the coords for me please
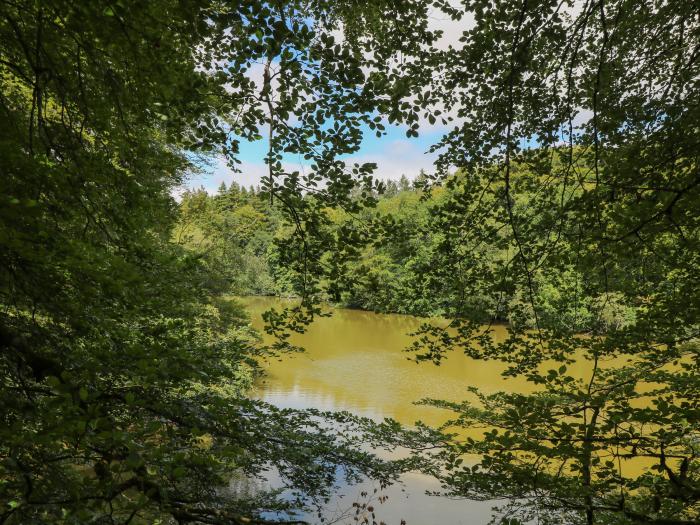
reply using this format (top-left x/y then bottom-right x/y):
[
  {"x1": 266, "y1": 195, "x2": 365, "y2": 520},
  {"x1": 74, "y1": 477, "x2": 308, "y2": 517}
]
[
  {"x1": 5, "y1": 0, "x2": 696, "y2": 523},
  {"x1": 405, "y1": 1, "x2": 700, "y2": 524},
  {"x1": 383, "y1": 179, "x2": 399, "y2": 198},
  {"x1": 0, "y1": 1, "x2": 439, "y2": 523},
  {"x1": 413, "y1": 169, "x2": 429, "y2": 190}
]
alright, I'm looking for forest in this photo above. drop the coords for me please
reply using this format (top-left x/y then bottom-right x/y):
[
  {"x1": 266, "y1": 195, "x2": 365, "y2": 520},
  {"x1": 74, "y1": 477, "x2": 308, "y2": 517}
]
[
  {"x1": 179, "y1": 166, "x2": 637, "y2": 334},
  {"x1": 1, "y1": 1, "x2": 698, "y2": 525}
]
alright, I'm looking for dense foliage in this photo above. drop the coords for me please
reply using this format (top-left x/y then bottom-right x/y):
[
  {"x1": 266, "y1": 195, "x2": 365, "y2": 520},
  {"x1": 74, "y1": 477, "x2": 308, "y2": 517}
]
[
  {"x1": 407, "y1": 1, "x2": 700, "y2": 524},
  {"x1": 2, "y1": 0, "x2": 698, "y2": 524},
  {"x1": 181, "y1": 0, "x2": 700, "y2": 523},
  {"x1": 183, "y1": 168, "x2": 637, "y2": 336},
  {"x1": 0, "y1": 1, "x2": 436, "y2": 523}
]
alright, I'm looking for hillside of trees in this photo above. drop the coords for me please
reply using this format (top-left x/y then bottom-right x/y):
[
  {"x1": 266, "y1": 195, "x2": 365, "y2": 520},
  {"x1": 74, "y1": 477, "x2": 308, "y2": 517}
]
[{"x1": 179, "y1": 165, "x2": 637, "y2": 335}]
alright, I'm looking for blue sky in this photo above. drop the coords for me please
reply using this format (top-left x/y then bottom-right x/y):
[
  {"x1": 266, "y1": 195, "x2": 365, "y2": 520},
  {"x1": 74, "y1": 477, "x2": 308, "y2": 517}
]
[
  {"x1": 185, "y1": 121, "x2": 447, "y2": 194},
  {"x1": 184, "y1": 5, "x2": 469, "y2": 194}
]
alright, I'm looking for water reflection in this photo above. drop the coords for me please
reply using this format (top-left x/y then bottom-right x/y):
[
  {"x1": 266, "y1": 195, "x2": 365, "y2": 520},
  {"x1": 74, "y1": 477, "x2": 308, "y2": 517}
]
[
  {"x1": 244, "y1": 297, "x2": 530, "y2": 428},
  {"x1": 243, "y1": 297, "x2": 516, "y2": 524},
  {"x1": 241, "y1": 297, "x2": 654, "y2": 523}
]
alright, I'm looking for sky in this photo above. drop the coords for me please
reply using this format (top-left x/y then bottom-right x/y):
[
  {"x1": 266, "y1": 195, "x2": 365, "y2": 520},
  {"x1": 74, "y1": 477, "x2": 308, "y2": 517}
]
[
  {"x1": 184, "y1": 4, "x2": 469, "y2": 194},
  {"x1": 185, "y1": 124, "x2": 447, "y2": 193}
]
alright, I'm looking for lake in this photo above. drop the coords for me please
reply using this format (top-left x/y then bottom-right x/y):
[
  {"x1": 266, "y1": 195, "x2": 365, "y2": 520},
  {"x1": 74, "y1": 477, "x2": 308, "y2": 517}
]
[
  {"x1": 242, "y1": 297, "x2": 642, "y2": 524},
  {"x1": 242, "y1": 296, "x2": 541, "y2": 524}
]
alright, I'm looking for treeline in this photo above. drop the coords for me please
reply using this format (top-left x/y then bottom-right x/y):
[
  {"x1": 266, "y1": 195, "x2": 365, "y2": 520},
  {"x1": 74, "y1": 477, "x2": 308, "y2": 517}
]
[
  {"x1": 176, "y1": 182, "x2": 280, "y2": 296},
  {"x1": 178, "y1": 166, "x2": 636, "y2": 334}
]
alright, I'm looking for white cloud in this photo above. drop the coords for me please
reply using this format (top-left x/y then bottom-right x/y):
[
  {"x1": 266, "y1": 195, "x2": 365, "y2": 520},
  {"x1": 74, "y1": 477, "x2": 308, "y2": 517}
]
[
  {"x1": 348, "y1": 139, "x2": 438, "y2": 181},
  {"x1": 181, "y1": 137, "x2": 437, "y2": 197},
  {"x1": 409, "y1": 2, "x2": 474, "y2": 133},
  {"x1": 183, "y1": 156, "x2": 267, "y2": 194},
  {"x1": 428, "y1": 2, "x2": 474, "y2": 51},
  {"x1": 183, "y1": 155, "x2": 316, "y2": 194}
]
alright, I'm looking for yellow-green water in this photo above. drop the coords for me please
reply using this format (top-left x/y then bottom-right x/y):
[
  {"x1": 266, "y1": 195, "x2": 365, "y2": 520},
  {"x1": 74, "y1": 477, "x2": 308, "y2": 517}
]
[
  {"x1": 241, "y1": 297, "x2": 659, "y2": 524},
  {"x1": 244, "y1": 297, "x2": 528, "y2": 427},
  {"x1": 243, "y1": 296, "x2": 523, "y2": 524}
]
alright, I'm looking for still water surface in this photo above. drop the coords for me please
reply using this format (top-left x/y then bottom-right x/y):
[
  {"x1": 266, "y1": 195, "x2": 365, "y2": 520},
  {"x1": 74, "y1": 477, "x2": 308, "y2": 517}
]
[{"x1": 243, "y1": 296, "x2": 528, "y2": 524}]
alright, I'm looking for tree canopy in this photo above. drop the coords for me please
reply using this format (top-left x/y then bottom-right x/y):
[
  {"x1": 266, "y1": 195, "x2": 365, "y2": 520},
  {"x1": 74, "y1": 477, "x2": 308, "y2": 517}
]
[
  {"x1": 407, "y1": 1, "x2": 700, "y2": 524},
  {"x1": 1, "y1": 0, "x2": 699, "y2": 524},
  {"x1": 0, "y1": 1, "x2": 435, "y2": 523}
]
